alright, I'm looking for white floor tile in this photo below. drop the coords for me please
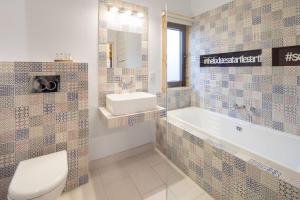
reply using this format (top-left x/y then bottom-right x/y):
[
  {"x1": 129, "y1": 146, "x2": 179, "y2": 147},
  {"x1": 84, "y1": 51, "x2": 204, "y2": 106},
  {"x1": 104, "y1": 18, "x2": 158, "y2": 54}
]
[
  {"x1": 60, "y1": 149, "x2": 212, "y2": 200},
  {"x1": 166, "y1": 190, "x2": 177, "y2": 200},
  {"x1": 152, "y1": 162, "x2": 184, "y2": 185},
  {"x1": 127, "y1": 161, "x2": 165, "y2": 195},
  {"x1": 168, "y1": 178, "x2": 204, "y2": 200},
  {"x1": 195, "y1": 193, "x2": 214, "y2": 200},
  {"x1": 99, "y1": 162, "x2": 129, "y2": 185},
  {"x1": 143, "y1": 185, "x2": 167, "y2": 200},
  {"x1": 59, "y1": 172, "x2": 108, "y2": 200},
  {"x1": 142, "y1": 151, "x2": 166, "y2": 166},
  {"x1": 103, "y1": 177, "x2": 142, "y2": 200}
]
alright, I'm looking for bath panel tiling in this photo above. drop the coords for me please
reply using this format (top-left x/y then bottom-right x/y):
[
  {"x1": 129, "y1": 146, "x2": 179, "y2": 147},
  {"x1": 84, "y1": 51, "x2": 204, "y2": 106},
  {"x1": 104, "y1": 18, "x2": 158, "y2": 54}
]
[{"x1": 157, "y1": 109, "x2": 300, "y2": 200}]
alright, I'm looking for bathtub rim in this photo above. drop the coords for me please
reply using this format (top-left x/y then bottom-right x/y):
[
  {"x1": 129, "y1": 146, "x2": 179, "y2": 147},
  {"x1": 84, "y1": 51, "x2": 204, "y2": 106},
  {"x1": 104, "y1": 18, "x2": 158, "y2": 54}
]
[{"x1": 168, "y1": 106, "x2": 300, "y2": 141}]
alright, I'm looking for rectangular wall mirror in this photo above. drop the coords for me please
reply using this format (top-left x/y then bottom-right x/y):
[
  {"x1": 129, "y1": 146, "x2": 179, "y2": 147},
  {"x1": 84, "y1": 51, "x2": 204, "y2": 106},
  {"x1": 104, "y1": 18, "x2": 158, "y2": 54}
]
[
  {"x1": 107, "y1": 29, "x2": 142, "y2": 68},
  {"x1": 98, "y1": 0, "x2": 148, "y2": 107}
]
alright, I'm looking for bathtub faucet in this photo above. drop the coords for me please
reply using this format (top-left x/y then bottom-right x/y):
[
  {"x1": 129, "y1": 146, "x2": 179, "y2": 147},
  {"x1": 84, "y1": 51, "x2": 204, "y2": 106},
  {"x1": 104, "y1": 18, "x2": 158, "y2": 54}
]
[
  {"x1": 249, "y1": 106, "x2": 260, "y2": 116},
  {"x1": 233, "y1": 103, "x2": 246, "y2": 110}
]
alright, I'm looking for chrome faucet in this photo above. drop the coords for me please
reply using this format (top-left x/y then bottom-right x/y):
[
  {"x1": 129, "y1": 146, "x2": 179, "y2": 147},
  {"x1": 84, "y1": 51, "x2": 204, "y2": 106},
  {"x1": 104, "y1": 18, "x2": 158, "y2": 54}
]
[
  {"x1": 119, "y1": 78, "x2": 134, "y2": 89},
  {"x1": 249, "y1": 106, "x2": 260, "y2": 116},
  {"x1": 250, "y1": 106, "x2": 256, "y2": 113},
  {"x1": 233, "y1": 103, "x2": 246, "y2": 110}
]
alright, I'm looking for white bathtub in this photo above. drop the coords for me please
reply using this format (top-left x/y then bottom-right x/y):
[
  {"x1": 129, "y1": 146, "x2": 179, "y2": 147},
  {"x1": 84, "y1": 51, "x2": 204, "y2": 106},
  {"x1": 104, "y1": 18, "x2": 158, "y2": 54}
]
[{"x1": 167, "y1": 107, "x2": 300, "y2": 174}]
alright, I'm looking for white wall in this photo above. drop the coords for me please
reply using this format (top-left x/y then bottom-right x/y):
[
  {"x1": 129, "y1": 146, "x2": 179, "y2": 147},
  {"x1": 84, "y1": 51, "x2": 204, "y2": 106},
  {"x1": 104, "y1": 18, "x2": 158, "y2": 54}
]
[
  {"x1": 190, "y1": 0, "x2": 232, "y2": 16},
  {"x1": 166, "y1": 0, "x2": 192, "y2": 16},
  {"x1": 0, "y1": 0, "x2": 28, "y2": 60}
]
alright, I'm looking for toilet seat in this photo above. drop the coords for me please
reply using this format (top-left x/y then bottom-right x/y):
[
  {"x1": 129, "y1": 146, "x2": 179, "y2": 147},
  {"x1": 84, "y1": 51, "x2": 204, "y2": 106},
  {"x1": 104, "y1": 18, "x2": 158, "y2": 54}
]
[{"x1": 8, "y1": 151, "x2": 68, "y2": 200}]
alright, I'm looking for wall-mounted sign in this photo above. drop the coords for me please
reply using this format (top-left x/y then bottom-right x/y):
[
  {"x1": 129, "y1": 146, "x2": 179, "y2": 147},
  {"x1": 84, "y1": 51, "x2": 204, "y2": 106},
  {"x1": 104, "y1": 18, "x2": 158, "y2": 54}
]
[
  {"x1": 200, "y1": 49, "x2": 262, "y2": 67},
  {"x1": 272, "y1": 45, "x2": 300, "y2": 66}
]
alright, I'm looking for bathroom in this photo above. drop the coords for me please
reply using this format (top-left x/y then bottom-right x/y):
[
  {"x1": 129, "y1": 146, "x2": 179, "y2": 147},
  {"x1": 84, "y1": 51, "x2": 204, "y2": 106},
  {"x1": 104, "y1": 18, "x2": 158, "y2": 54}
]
[{"x1": 0, "y1": 0, "x2": 299, "y2": 199}]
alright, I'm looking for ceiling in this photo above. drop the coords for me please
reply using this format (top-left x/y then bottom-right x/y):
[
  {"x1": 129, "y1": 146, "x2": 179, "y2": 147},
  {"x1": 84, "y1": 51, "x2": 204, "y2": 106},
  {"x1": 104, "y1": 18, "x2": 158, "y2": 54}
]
[{"x1": 190, "y1": 0, "x2": 232, "y2": 16}]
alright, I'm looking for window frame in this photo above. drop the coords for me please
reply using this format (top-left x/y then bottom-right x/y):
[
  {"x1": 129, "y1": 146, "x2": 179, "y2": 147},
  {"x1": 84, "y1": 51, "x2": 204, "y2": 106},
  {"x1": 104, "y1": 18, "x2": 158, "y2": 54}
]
[{"x1": 167, "y1": 22, "x2": 187, "y2": 88}]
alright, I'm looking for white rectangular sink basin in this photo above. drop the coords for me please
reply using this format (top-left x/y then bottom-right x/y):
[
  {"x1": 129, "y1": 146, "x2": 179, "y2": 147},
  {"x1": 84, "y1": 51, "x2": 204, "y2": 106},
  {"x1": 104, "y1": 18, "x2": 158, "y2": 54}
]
[{"x1": 106, "y1": 92, "x2": 157, "y2": 116}]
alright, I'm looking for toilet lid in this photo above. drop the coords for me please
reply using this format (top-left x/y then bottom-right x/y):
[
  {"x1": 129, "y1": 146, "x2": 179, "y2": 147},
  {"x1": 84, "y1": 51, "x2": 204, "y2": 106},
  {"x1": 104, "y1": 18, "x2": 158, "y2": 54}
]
[{"x1": 8, "y1": 151, "x2": 68, "y2": 200}]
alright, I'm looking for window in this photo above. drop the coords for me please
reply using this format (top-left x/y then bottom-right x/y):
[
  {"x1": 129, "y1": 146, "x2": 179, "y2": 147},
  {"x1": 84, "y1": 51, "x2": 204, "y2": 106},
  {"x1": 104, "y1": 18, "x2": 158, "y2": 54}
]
[{"x1": 167, "y1": 22, "x2": 186, "y2": 87}]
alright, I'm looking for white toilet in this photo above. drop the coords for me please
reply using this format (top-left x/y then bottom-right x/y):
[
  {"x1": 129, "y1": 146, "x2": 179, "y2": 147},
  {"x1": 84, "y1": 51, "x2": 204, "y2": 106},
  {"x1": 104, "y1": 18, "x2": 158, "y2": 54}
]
[{"x1": 8, "y1": 151, "x2": 68, "y2": 200}]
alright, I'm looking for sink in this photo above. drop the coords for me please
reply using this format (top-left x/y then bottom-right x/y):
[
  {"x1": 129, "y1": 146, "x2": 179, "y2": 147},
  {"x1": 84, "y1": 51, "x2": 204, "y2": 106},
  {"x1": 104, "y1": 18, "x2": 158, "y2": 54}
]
[{"x1": 106, "y1": 92, "x2": 157, "y2": 116}]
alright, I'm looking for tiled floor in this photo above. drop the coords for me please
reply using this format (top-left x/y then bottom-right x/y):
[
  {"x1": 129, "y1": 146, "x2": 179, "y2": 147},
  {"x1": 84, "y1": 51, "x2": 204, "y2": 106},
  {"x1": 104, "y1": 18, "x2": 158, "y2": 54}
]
[{"x1": 60, "y1": 149, "x2": 213, "y2": 200}]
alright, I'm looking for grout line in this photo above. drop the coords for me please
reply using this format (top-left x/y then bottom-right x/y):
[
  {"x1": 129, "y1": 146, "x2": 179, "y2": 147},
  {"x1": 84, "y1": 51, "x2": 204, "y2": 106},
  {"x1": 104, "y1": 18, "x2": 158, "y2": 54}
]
[
  {"x1": 154, "y1": 148, "x2": 188, "y2": 178},
  {"x1": 149, "y1": 163, "x2": 167, "y2": 184},
  {"x1": 154, "y1": 148, "x2": 211, "y2": 199},
  {"x1": 127, "y1": 149, "x2": 166, "y2": 199},
  {"x1": 100, "y1": 162, "x2": 142, "y2": 200},
  {"x1": 93, "y1": 170, "x2": 110, "y2": 200},
  {"x1": 92, "y1": 148, "x2": 207, "y2": 200},
  {"x1": 127, "y1": 171, "x2": 145, "y2": 199},
  {"x1": 122, "y1": 156, "x2": 149, "y2": 199},
  {"x1": 147, "y1": 156, "x2": 167, "y2": 184},
  {"x1": 142, "y1": 184, "x2": 168, "y2": 200}
]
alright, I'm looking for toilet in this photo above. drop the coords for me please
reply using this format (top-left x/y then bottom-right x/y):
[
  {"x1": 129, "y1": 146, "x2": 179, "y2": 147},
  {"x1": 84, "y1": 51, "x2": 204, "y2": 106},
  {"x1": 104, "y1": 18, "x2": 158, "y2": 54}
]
[{"x1": 8, "y1": 151, "x2": 68, "y2": 200}]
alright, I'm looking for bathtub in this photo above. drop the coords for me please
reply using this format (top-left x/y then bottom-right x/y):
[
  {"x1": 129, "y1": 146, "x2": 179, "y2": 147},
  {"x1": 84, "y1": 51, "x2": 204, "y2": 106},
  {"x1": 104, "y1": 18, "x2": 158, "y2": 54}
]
[{"x1": 167, "y1": 107, "x2": 300, "y2": 174}]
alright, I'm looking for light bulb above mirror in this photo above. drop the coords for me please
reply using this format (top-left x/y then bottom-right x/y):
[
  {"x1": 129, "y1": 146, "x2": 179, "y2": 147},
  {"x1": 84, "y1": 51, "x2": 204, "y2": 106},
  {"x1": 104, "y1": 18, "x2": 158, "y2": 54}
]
[
  {"x1": 124, "y1": 10, "x2": 132, "y2": 15},
  {"x1": 109, "y1": 6, "x2": 119, "y2": 13},
  {"x1": 108, "y1": 6, "x2": 144, "y2": 18},
  {"x1": 137, "y1": 12, "x2": 144, "y2": 18}
]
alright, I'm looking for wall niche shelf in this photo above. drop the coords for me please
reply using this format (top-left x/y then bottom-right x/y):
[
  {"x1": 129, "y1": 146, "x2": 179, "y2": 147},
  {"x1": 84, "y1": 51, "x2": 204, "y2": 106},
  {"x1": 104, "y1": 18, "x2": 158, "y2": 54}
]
[{"x1": 99, "y1": 106, "x2": 166, "y2": 128}]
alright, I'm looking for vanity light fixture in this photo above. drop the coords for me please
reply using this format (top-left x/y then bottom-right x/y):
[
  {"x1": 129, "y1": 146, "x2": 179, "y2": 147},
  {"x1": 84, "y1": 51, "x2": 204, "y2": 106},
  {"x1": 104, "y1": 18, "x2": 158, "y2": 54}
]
[
  {"x1": 137, "y1": 12, "x2": 144, "y2": 18},
  {"x1": 109, "y1": 6, "x2": 143, "y2": 18},
  {"x1": 109, "y1": 6, "x2": 119, "y2": 12},
  {"x1": 124, "y1": 10, "x2": 132, "y2": 15}
]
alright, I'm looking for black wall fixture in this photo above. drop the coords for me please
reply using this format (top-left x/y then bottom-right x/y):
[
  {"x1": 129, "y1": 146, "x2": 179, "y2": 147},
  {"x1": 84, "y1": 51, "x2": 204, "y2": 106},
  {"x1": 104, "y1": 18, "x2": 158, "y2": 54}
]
[
  {"x1": 200, "y1": 49, "x2": 262, "y2": 67},
  {"x1": 32, "y1": 75, "x2": 60, "y2": 93},
  {"x1": 272, "y1": 45, "x2": 300, "y2": 66}
]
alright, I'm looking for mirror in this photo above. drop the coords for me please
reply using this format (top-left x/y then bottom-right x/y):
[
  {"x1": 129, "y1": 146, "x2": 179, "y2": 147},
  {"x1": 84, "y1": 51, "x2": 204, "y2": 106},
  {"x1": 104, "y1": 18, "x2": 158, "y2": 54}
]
[{"x1": 107, "y1": 30, "x2": 142, "y2": 68}]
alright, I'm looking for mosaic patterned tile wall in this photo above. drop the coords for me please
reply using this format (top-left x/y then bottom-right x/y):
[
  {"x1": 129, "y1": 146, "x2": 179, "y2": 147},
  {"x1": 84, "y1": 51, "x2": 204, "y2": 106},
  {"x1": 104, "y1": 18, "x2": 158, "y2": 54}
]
[
  {"x1": 156, "y1": 119, "x2": 300, "y2": 200},
  {"x1": 0, "y1": 62, "x2": 89, "y2": 199},
  {"x1": 98, "y1": 0, "x2": 148, "y2": 107},
  {"x1": 189, "y1": 0, "x2": 300, "y2": 136},
  {"x1": 157, "y1": 87, "x2": 191, "y2": 110}
]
